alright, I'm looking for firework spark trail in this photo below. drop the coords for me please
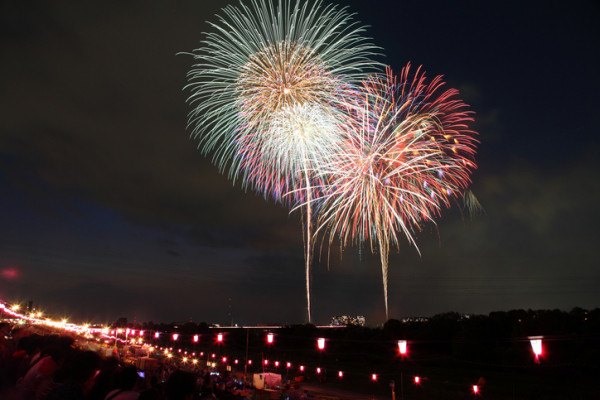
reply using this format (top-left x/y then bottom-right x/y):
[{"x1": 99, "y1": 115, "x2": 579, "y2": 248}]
[
  {"x1": 309, "y1": 65, "x2": 478, "y2": 319},
  {"x1": 184, "y1": 0, "x2": 381, "y2": 322}
]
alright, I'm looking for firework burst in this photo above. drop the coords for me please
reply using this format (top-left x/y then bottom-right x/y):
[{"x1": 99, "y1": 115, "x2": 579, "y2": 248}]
[
  {"x1": 311, "y1": 64, "x2": 478, "y2": 318},
  {"x1": 184, "y1": 0, "x2": 381, "y2": 322}
]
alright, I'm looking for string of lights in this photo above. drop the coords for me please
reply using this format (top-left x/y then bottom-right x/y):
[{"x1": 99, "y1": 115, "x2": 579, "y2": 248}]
[{"x1": 1, "y1": 297, "x2": 562, "y2": 398}]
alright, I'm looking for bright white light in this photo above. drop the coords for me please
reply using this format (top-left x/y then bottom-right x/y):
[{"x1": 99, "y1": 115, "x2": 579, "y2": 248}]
[
  {"x1": 530, "y1": 338, "x2": 542, "y2": 357},
  {"x1": 398, "y1": 340, "x2": 407, "y2": 355},
  {"x1": 267, "y1": 333, "x2": 274, "y2": 344},
  {"x1": 317, "y1": 337, "x2": 325, "y2": 350}
]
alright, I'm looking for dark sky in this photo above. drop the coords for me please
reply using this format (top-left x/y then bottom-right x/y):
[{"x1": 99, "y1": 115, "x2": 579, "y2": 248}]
[{"x1": 1, "y1": 0, "x2": 598, "y2": 326}]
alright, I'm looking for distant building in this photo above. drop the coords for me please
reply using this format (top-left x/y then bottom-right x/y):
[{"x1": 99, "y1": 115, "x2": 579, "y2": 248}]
[{"x1": 330, "y1": 315, "x2": 366, "y2": 326}]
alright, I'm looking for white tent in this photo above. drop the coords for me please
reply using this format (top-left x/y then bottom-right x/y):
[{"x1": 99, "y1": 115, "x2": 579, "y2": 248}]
[{"x1": 253, "y1": 372, "x2": 282, "y2": 390}]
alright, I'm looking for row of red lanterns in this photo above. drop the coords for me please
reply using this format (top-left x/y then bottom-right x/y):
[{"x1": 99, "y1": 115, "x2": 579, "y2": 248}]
[{"x1": 113, "y1": 331, "x2": 543, "y2": 361}]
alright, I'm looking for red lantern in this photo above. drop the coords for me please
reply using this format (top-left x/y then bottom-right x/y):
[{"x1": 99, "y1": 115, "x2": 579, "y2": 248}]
[
  {"x1": 317, "y1": 338, "x2": 325, "y2": 350},
  {"x1": 338, "y1": 371, "x2": 343, "y2": 378},
  {"x1": 371, "y1": 374, "x2": 378, "y2": 382},
  {"x1": 172, "y1": 333, "x2": 179, "y2": 341},
  {"x1": 193, "y1": 334, "x2": 199, "y2": 343},
  {"x1": 266, "y1": 333, "x2": 274, "y2": 344},
  {"x1": 529, "y1": 337, "x2": 543, "y2": 363},
  {"x1": 398, "y1": 340, "x2": 408, "y2": 355},
  {"x1": 472, "y1": 385, "x2": 479, "y2": 394},
  {"x1": 217, "y1": 333, "x2": 223, "y2": 343},
  {"x1": 414, "y1": 376, "x2": 420, "y2": 385}
]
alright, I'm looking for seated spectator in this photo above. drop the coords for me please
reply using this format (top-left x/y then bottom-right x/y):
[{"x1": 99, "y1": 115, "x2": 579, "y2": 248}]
[
  {"x1": 104, "y1": 365, "x2": 142, "y2": 400},
  {"x1": 165, "y1": 370, "x2": 196, "y2": 400},
  {"x1": 42, "y1": 350, "x2": 102, "y2": 400}
]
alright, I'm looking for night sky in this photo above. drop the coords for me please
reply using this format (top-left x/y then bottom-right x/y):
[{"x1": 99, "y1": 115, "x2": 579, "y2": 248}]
[{"x1": 1, "y1": 0, "x2": 598, "y2": 326}]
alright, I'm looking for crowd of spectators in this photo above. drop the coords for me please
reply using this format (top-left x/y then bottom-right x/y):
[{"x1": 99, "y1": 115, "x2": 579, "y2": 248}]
[{"x1": 0, "y1": 322, "x2": 273, "y2": 400}]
